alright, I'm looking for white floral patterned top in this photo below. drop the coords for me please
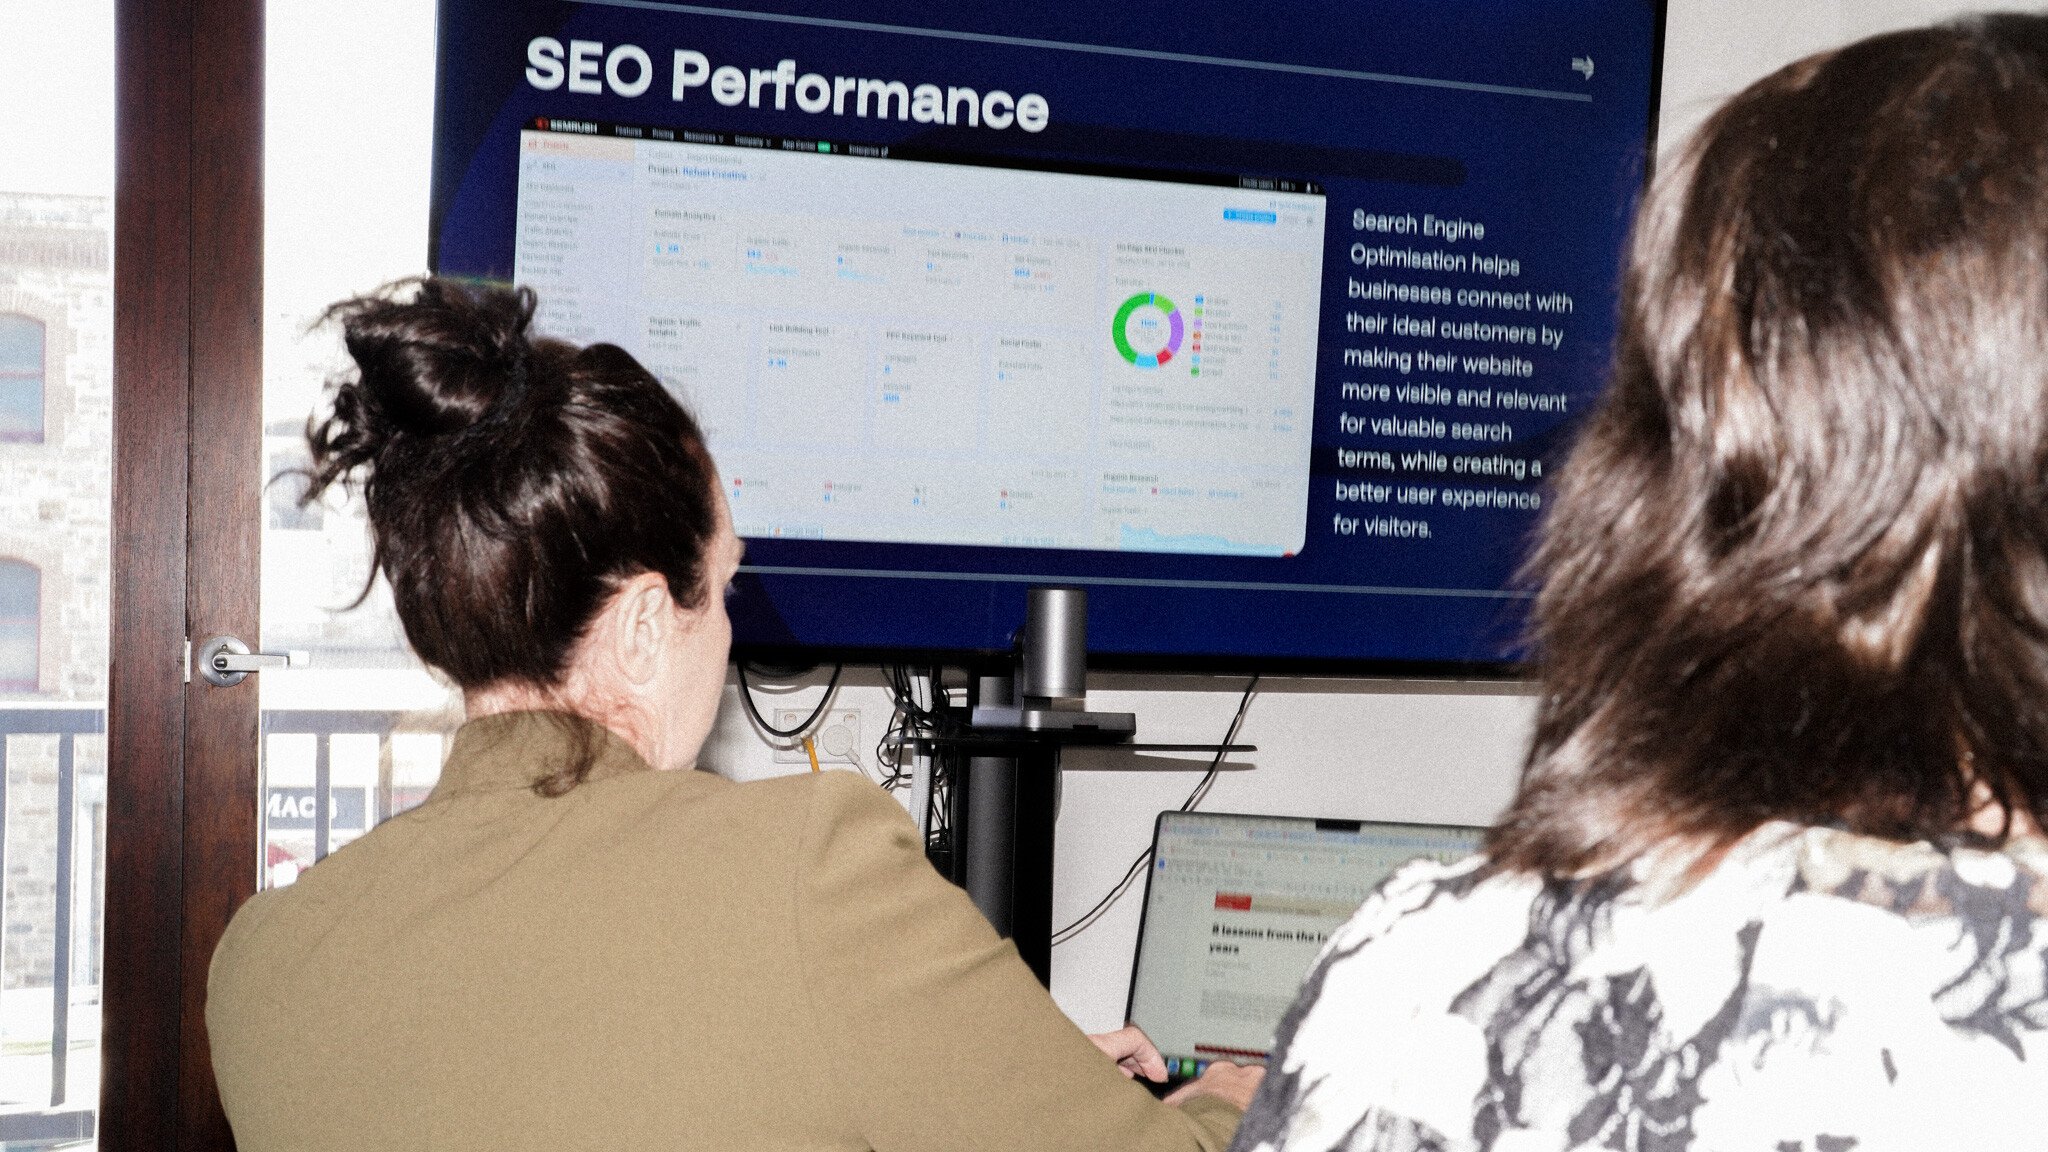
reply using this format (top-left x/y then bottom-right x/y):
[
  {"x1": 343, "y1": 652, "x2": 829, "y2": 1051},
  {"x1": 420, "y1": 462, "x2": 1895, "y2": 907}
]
[{"x1": 1230, "y1": 823, "x2": 2048, "y2": 1152}]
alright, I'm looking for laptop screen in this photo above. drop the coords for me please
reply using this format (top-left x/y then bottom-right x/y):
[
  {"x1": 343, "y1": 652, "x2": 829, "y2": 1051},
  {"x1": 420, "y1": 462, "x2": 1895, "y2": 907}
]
[{"x1": 1126, "y1": 811, "x2": 1485, "y2": 1074}]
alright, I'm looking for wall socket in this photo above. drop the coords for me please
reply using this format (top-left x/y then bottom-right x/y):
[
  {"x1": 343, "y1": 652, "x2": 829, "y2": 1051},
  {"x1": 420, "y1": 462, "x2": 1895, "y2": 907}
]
[{"x1": 771, "y1": 708, "x2": 863, "y2": 766}]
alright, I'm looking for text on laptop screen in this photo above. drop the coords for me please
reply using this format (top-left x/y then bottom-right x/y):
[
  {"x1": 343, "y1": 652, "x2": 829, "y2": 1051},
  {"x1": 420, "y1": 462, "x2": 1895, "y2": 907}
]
[{"x1": 1127, "y1": 812, "x2": 1484, "y2": 1070}]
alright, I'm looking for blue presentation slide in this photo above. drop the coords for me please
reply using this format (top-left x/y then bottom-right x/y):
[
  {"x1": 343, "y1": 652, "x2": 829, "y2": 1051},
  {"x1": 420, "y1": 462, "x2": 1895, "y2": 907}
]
[{"x1": 430, "y1": 0, "x2": 1665, "y2": 670}]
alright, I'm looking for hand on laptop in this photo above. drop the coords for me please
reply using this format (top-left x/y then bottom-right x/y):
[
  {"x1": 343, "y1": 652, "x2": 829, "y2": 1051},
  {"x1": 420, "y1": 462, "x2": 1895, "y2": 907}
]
[
  {"x1": 1087, "y1": 1025, "x2": 1266, "y2": 1112},
  {"x1": 1163, "y1": 1061, "x2": 1265, "y2": 1112},
  {"x1": 1087, "y1": 1024, "x2": 1169, "y2": 1082}
]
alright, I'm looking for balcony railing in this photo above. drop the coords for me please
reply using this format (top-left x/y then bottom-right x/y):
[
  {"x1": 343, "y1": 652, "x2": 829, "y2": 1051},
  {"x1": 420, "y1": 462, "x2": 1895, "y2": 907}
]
[
  {"x1": 0, "y1": 705, "x2": 424, "y2": 1147},
  {"x1": 0, "y1": 706, "x2": 101, "y2": 1146}
]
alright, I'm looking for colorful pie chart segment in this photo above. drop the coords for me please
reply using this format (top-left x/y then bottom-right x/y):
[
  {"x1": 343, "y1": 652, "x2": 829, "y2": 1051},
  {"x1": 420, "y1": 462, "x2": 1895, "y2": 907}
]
[{"x1": 1112, "y1": 292, "x2": 1185, "y2": 369}]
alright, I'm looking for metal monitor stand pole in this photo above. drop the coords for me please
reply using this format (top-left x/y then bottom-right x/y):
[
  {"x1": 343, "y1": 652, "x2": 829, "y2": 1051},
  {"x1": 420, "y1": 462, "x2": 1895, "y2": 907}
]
[
  {"x1": 947, "y1": 589, "x2": 1138, "y2": 988},
  {"x1": 937, "y1": 668, "x2": 1252, "y2": 988},
  {"x1": 956, "y1": 672, "x2": 1059, "y2": 986}
]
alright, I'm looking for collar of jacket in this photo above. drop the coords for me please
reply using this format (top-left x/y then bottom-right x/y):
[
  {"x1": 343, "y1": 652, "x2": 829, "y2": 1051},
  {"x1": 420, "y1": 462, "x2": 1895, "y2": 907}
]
[{"x1": 426, "y1": 710, "x2": 654, "y2": 801}]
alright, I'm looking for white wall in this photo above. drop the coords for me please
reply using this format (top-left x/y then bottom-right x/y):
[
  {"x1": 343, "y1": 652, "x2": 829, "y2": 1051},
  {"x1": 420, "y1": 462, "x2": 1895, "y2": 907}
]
[
  {"x1": 701, "y1": 0, "x2": 2006, "y2": 1032},
  {"x1": 1659, "y1": 0, "x2": 1993, "y2": 153}
]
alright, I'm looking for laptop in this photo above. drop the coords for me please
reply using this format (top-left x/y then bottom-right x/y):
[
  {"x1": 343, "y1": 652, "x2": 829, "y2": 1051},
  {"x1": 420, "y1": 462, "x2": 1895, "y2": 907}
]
[{"x1": 1125, "y1": 810, "x2": 1486, "y2": 1090}]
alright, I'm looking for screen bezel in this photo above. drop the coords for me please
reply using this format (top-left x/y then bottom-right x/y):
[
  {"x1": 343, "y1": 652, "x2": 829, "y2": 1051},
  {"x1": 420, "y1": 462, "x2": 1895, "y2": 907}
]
[{"x1": 729, "y1": 639, "x2": 1529, "y2": 680}]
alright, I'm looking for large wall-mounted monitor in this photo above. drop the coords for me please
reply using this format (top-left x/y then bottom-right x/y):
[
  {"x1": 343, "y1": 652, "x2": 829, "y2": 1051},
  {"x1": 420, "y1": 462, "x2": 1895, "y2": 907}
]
[{"x1": 430, "y1": 0, "x2": 1668, "y2": 674}]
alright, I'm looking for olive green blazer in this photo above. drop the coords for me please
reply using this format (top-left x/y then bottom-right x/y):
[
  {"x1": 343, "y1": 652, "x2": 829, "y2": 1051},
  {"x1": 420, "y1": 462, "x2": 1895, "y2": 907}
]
[{"x1": 208, "y1": 712, "x2": 1241, "y2": 1150}]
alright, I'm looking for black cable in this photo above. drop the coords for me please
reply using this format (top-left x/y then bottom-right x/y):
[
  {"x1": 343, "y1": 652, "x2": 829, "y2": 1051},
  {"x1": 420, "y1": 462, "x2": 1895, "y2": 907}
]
[
  {"x1": 871, "y1": 689, "x2": 916, "y2": 792},
  {"x1": 1051, "y1": 851, "x2": 1153, "y2": 949},
  {"x1": 1176, "y1": 674, "x2": 1259, "y2": 816},
  {"x1": 882, "y1": 662, "x2": 957, "y2": 736},
  {"x1": 1051, "y1": 675, "x2": 1260, "y2": 947},
  {"x1": 873, "y1": 664, "x2": 938, "y2": 791},
  {"x1": 873, "y1": 664, "x2": 956, "y2": 835},
  {"x1": 736, "y1": 661, "x2": 844, "y2": 740}
]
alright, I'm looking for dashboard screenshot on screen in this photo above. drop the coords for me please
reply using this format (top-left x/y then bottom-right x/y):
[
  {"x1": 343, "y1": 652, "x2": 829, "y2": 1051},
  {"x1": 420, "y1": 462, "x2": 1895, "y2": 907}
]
[{"x1": 515, "y1": 130, "x2": 1324, "y2": 558}]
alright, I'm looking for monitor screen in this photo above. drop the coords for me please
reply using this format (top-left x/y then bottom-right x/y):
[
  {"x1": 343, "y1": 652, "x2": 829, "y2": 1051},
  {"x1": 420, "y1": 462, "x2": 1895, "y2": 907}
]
[
  {"x1": 429, "y1": 1, "x2": 1668, "y2": 673},
  {"x1": 1127, "y1": 811, "x2": 1486, "y2": 1072}
]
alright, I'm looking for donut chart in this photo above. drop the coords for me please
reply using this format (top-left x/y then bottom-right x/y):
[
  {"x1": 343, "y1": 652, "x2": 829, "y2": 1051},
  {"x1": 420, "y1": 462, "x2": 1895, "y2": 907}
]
[{"x1": 1112, "y1": 292, "x2": 1185, "y2": 369}]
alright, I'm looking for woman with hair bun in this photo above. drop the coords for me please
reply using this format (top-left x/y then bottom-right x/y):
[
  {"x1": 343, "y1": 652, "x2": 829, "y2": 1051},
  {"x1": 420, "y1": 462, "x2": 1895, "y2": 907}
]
[
  {"x1": 1234, "y1": 15, "x2": 2048, "y2": 1152},
  {"x1": 205, "y1": 278, "x2": 1259, "y2": 1150}
]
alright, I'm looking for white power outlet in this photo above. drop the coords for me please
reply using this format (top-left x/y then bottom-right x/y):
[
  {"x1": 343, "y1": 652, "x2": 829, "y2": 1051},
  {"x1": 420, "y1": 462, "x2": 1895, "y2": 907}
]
[{"x1": 771, "y1": 708, "x2": 863, "y2": 766}]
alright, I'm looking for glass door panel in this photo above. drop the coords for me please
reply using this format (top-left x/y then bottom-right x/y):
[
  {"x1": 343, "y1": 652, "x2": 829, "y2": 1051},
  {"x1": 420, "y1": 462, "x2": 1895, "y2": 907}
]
[
  {"x1": 0, "y1": 3, "x2": 114, "y2": 1144},
  {"x1": 260, "y1": 0, "x2": 449, "y2": 888}
]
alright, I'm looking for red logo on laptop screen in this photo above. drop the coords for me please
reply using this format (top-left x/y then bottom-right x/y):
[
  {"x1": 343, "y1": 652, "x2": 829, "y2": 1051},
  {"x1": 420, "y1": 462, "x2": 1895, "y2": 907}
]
[
  {"x1": 1195, "y1": 1043, "x2": 1271, "y2": 1062},
  {"x1": 1214, "y1": 893, "x2": 1252, "y2": 911}
]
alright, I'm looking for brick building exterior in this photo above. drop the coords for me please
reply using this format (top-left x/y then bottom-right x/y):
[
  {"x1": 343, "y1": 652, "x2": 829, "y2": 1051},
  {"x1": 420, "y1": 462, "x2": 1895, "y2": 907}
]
[
  {"x1": 1, "y1": 194, "x2": 110, "y2": 704},
  {"x1": 0, "y1": 192, "x2": 112, "y2": 996}
]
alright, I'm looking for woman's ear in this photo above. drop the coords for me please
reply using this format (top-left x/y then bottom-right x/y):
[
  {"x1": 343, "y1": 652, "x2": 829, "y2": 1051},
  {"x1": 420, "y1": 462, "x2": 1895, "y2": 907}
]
[{"x1": 608, "y1": 571, "x2": 677, "y2": 687}]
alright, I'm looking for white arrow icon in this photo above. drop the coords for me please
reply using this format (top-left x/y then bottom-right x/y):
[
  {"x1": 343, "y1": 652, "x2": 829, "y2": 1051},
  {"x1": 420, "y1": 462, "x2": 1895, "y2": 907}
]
[{"x1": 1572, "y1": 56, "x2": 1595, "y2": 80}]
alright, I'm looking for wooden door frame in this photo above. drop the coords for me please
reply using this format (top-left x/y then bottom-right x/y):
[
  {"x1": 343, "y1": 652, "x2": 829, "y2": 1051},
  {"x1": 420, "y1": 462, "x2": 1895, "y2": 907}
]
[{"x1": 104, "y1": 0, "x2": 264, "y2": 1147}]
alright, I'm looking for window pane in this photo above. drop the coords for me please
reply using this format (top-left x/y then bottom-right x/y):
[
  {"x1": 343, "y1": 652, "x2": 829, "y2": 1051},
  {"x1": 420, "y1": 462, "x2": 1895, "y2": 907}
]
[
  {"x1": 0, "y1": 315, "x2": 42, "y2": 370},
  {"x1": 0, "y1": 560, "x2": 39, "y2": 691},
  {"x1": 0, "y1": 0, "x2": 113, "y2": 1137},
  {"x1": 0, "y1": 313, "x2": 46, "y2": 442},
  {"x1": 260, "y1": 0, "x2": 449, "y2": 890},
  {"x1": 0, "y1": 559, "x2": 37, "y2": 616}
]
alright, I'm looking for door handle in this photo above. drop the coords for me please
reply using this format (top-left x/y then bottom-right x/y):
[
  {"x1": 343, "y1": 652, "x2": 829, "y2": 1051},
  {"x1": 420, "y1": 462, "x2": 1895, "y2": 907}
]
[{"x1": 196, "y1": 635, "x2": 309, "y2": 688}]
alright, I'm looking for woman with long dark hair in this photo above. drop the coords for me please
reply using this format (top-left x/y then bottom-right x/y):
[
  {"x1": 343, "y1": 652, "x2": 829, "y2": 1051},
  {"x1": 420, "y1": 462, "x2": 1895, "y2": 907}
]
[
  {"x1": 205, "y1": 278, "x2": 1259, "y2": 1149},
  {"x1": 1235, "y1": 15, "x2": 2048, "y2": 1151}
]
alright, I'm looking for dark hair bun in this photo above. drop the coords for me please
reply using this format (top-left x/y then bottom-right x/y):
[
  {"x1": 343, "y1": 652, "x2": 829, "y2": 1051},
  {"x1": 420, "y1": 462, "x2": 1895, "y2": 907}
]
[{"x1": 329, "y1": 277, "x2": 538, "y2": 441}]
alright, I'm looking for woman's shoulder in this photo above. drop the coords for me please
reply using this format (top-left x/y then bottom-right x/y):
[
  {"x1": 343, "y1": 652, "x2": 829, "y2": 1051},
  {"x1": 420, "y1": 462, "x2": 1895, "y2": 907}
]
[
  {"x1": 563, "y1": 759, "x2": 905, "y2": 826},
  {"x1": 622, "y1": 766, "x2": 922, "y2": 881},
  {"x1": 1788, "y1": 821, "x2": 2048, "y2": 911},
  {"x1": 217, "y1": 769, "x2": 905, "y2": 950},
  {"x1": 670, "y1": 766, "x2": 912, "y2": 835},
  {"x1": 211, "y1": 770, "x2": 914, "y2": 1019},
  {"x1": 1240, "y1": 826, "x2": 2048, "y2": 1152},
  {"x1": 1233, "y1": 856, "x2": 1534, "y2": 1152}
]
